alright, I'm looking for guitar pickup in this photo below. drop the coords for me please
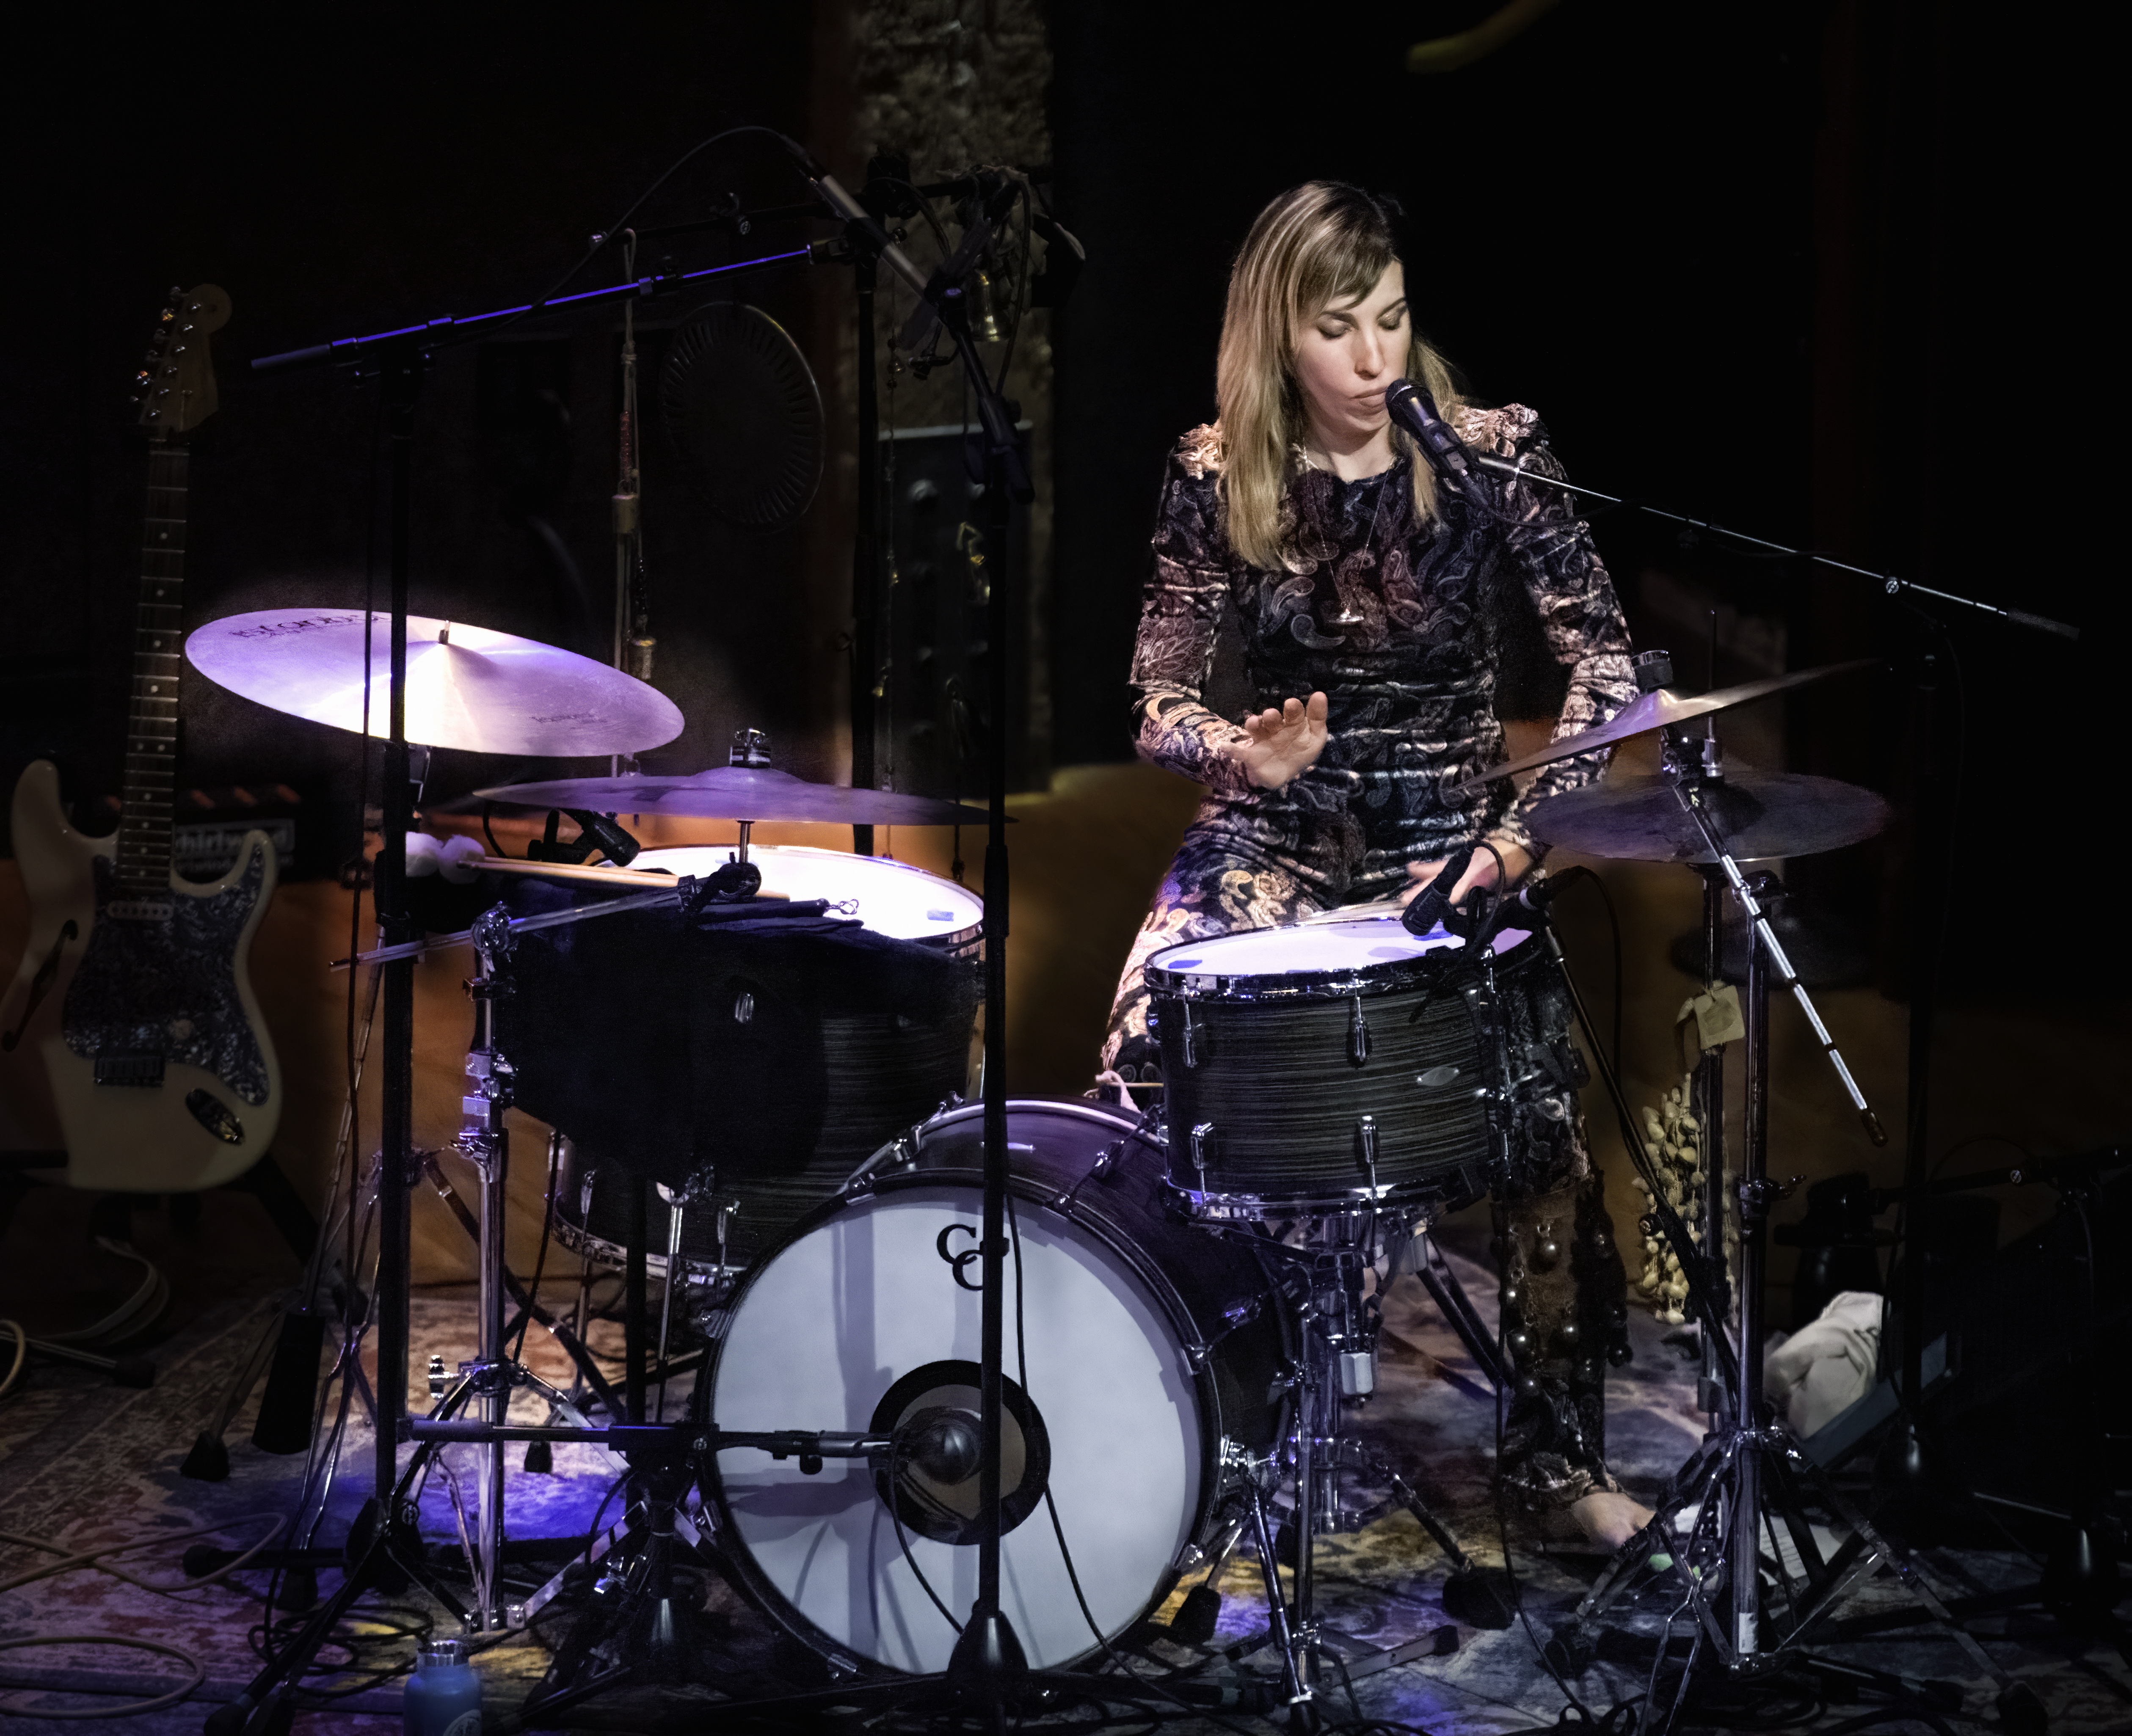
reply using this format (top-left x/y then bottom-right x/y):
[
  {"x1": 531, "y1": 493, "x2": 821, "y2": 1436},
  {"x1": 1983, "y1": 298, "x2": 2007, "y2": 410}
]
[{"x1": 94, "y1": 1051, "x2": 165, "y2": 1088}]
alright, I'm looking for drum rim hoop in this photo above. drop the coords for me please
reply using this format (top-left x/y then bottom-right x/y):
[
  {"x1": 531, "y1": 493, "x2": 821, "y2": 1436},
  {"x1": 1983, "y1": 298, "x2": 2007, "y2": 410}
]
[
  {"x1": 632, "y1": 840, "x2": 987, "y2": 953},
  {"x1": 1146, "y1": 928, "x2": 1535, "y2": 1001},
  {"x1": 1162, "y1": 1174, "x2": 1485, "y2": 1218}
]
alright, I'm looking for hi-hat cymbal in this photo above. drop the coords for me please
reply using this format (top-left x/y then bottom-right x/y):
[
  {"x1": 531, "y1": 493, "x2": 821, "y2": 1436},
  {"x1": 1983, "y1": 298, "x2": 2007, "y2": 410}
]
[
  {"x1": 1528, "y1": 768, "x2": 1890, "y2": 862},
  {"x1": 185, "y1": 610, "x2": 684, "y2": 757},
  {"x1": 1451, "y1": 658, "x2": 1879, "y2": 794},
  {"x1": 467, "y1": 766, "x2": 996, "y2": 827}
]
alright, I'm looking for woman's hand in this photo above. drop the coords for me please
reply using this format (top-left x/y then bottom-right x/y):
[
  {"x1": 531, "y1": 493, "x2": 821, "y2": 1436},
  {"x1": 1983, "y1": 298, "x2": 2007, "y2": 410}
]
[
  {"x1": 1399, "y1": 839, "x2": 1533, "y2": 910},
  {"x1": 1223, "y1": 692, "x2": 1330, "y2": 790}
]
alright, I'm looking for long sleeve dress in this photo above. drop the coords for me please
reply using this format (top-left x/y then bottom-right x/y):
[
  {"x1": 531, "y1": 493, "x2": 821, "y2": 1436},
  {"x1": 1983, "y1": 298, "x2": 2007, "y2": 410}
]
[
  {"x1": 1100, "y1": 403, "x2": 1637, "y2": 1081},
  {"x1": 1100, "y1": 405, "x2": 1641, "y2": 1507}
]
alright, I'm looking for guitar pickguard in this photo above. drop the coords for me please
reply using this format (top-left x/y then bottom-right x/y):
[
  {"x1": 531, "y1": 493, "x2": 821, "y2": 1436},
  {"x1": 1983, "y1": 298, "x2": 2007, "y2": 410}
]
[{"x1": 62, "y1": 847, "x2": 272, "y2": 1105}]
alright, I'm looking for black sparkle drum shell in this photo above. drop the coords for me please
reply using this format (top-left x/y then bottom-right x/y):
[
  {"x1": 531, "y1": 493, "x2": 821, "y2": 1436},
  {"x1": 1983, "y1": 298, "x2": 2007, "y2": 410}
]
[
  {"x1": 702, "y1": 1098, "x2": 1283, "y2": 1675},
  {"x1": 1147, "y1": 917, "x2": 1539, "y2": 1213}
]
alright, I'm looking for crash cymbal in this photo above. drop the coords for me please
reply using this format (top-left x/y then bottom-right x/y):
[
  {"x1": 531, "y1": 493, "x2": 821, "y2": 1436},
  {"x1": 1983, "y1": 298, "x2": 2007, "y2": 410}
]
[
  {"x1": 467, "y1": 766, "x2": 996, "y2": 827},
  {"x1": 1527, "y1": 768, "x2": 1890, "y2": 863},
  {"x1": 1450, "y1": 658, "x2": 1879, "y2": 794},
  {"x1": 185, "y1": 610, "x2": 684, "y2": 757}
]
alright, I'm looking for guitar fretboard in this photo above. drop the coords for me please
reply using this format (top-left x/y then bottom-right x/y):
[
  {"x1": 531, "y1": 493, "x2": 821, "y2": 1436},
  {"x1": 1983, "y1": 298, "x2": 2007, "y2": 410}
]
[{"x1": 118, "y1": 439, "x2": 188, "y2": 895}]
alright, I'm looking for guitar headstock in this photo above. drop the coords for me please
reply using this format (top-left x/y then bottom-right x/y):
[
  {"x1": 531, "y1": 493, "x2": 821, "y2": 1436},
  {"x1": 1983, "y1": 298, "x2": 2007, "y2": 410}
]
[{"x1": 133, "y1": 284, "x2": 231, "y2": 435}]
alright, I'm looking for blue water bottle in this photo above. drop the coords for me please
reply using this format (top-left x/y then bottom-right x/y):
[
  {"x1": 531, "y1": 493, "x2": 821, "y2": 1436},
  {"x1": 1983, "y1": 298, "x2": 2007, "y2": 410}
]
[{"x1": 404, "y1": 1635, "x2": 482, "y2": 1736}]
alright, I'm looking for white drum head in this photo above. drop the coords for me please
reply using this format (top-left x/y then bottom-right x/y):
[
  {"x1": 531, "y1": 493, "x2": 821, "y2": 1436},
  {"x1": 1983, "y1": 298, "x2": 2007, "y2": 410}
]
[
  {"x1": 1150, "y1": 914, "x2": 1531, "y2": 979},
  {"x1": 632, "y1": 844, "x2": 982, "y2": 943},
  {"x1": 710, "y1": 1184, "x2": 1204, "y2": 1673}
]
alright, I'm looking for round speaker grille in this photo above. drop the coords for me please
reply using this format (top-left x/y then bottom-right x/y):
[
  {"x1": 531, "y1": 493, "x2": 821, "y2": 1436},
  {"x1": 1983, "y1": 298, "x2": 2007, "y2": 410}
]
[{"x1": 660, "y1": 302, "x2": 824, "y2": 530}]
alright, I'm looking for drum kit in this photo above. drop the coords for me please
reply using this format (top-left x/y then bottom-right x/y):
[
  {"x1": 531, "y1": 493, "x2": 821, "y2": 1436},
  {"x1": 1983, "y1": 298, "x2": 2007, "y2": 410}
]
[{"x1": 183, "y1": 584, "x2": 2033, "y2": 1727}]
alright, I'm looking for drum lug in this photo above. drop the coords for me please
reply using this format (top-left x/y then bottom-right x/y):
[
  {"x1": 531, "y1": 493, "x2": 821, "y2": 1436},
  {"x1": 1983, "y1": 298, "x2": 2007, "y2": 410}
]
[
  {"x1": 1178, "y1": 1000, "x2": 1202, "y2": 1069},
  {"x1": 1191, "y1": 1121, "x2": 1216, "y2": 1178},
  {"x1": 1347, "y1": 995, "x2": 1371, "y2": 1067},
  {"x1": 1355, "y1": 1114, "x2": 1380, "y2": 1181}
]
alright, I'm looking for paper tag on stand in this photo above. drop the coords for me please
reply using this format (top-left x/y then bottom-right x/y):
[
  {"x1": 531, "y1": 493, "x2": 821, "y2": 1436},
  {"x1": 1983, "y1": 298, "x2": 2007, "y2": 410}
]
[{"x1": 1675, "y1": 984, "x2": 1745, "y2": 1052}]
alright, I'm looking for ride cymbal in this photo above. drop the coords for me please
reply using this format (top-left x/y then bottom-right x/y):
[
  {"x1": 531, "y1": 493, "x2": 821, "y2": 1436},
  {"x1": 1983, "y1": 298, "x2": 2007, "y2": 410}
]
[
  {"x1": 185, "y1": 610, "x2": 684, "y2": 757},
  {"x1": 1527, "y1": 768, "x2": 1890, "y2": 862}
]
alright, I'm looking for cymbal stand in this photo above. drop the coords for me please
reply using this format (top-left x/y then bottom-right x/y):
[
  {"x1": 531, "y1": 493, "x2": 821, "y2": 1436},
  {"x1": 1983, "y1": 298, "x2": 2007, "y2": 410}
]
[
  {"x1": 455, "y1": 905, "x2": 518, "y2": 1630},
  {"x1": 1691, "y1": 864, "x2": 1735, "y2": 1422},
  {"x1": 1546, "y1": 733, "x2": 2043, "y2": 1730}
]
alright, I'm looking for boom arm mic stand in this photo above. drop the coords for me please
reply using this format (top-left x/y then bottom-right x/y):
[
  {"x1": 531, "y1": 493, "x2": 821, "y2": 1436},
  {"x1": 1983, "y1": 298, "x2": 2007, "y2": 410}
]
[
  {"x1": 1462, "y1": 445, "x2": 2080, "y2": 1477},
  {"x1": 215, "y1": 227, "x2": 826, "y2": 1736}
]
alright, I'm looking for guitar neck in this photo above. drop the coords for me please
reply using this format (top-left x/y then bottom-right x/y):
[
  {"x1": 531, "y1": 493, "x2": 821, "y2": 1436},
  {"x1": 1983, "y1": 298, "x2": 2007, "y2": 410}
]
[{"x1": 118, "y1": 438, "x2": 188, "y2": 895}]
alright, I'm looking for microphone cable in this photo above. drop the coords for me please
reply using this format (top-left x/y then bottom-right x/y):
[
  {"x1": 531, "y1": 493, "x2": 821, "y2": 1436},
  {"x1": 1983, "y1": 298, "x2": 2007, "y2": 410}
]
[
  {"x1": 1003, "y1": 1188, "x2": 1260, "y2": 1736},
  {"x1": 503, "y1": 125, "x2": 819, "y2": 339}
]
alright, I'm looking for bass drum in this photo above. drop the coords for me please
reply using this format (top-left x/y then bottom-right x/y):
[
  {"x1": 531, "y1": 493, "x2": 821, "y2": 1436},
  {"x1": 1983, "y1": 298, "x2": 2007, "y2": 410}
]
[{"x1": 703, "y1": 1098, "x2": 1283, "y2": 1675}]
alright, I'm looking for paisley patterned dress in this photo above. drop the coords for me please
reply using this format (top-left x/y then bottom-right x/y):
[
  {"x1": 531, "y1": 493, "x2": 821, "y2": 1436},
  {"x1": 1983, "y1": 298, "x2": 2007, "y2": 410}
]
[{"x1": 1100, "y1": 404, "x2": 1637, "y2": 1087}]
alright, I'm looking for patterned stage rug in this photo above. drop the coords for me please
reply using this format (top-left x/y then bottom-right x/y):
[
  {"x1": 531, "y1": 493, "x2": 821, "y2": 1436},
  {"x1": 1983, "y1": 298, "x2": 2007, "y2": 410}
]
[{"x1": 2, "y1": 1226, "x2": 2126, "y2": 1733}]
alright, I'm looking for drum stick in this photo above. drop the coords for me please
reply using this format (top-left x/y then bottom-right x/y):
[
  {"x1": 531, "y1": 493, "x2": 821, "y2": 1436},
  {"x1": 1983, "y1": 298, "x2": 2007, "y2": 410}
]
[{"x1": 472, "y1": 855, "x2": 788, "y2": 896}]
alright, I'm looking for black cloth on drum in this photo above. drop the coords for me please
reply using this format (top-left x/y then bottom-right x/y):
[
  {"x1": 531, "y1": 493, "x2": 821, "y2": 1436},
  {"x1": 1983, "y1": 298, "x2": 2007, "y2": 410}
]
[{"x1": 489, "y1": 879, "x2": 978, "y2": 1191}]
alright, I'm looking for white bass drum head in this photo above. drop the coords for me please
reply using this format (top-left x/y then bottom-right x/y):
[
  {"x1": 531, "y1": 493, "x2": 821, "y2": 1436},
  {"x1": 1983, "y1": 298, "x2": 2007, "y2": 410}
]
[{"x1": 709, "y1": 1182, "x2": 1204, "y2": 1673}]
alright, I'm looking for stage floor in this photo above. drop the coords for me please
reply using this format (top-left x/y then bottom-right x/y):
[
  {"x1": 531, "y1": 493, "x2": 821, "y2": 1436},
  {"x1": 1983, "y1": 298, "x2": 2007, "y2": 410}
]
[{"x1": 2, "y1": 1214, "x2": 2125, "y2": 1734}]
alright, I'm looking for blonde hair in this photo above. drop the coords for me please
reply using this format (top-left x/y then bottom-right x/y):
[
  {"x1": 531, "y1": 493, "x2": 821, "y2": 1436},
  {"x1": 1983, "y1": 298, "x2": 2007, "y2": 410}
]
[{"x1": 1214, "y1": 181, "x2": 1466, "y2": 571}]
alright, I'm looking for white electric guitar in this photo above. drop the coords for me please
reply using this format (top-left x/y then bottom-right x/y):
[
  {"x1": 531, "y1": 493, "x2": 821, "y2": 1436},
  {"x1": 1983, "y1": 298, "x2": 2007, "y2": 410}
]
[{"x1": 0, "y1": 285, "x2": 281, "y2": 1189}]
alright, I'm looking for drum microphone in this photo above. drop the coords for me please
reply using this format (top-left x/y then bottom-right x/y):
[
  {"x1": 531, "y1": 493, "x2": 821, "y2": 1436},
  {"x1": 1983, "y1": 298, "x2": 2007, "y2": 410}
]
[
  {"x1": 1401, "y1": 844, "x2": 1476, "y2": 937},
  {"x1": 1384, "y1": 380, "x2": 1491, "y2": 511},
  {"x1": 783, "y1": 142, "x2": 932, "y2": 298},
  {"x1": 1469, "y1": 866, "x2": 1592, "y2": 951},
  {"x1": 1497, "y1": 867, "x2": 1590, "y2": 920},
  {"x1": 898, "y1": 1405, "x2": 983, "y2": 1485}
]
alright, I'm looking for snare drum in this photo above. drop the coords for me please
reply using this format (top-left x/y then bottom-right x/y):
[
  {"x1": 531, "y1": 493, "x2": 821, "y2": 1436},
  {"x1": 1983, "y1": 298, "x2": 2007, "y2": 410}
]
[
  {"x1": 631, "y1": 845, "x2": 983, "y2": 956},
  {"x1": 1147, "y1": 916, "x2": 1542, "y2": 1216}
]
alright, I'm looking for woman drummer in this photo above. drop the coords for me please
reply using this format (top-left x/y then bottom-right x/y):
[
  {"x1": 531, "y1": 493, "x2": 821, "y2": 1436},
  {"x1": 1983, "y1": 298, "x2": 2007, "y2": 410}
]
[{"x1": 1099, "y1": 180, "x2": 1648, "y2": 1543}]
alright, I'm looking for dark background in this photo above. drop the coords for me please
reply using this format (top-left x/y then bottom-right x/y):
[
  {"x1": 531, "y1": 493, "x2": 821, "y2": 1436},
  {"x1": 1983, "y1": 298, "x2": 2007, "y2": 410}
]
[
  {"x1": 1, "y1": 0, "x2": 2113, "y2": 984},
  {"x1": 0, "y1": 8, "x2": 837, "y2": 879}
]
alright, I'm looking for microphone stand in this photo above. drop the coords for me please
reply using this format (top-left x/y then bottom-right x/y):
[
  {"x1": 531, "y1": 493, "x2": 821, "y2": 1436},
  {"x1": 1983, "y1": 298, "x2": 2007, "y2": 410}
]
[
  {"x1": 215, "y1": 231, "x2": 821, "y2": 1736},
  {"x1": 1465, "y1": 450, "x2": 2081, "y2": 1482},
  {"x1": 926, "y1": 259, "x2": 1035, "y2": 1726},
  {"x1": 812, "y1": 170, "x2": 1036, "y2": 1719}
]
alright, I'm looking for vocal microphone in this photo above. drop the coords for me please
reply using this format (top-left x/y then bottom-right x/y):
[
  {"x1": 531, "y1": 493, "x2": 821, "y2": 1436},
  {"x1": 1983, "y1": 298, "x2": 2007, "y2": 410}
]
[{"x1": 1384, "y1": 379, "x2": 1492, "y2": 511}]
